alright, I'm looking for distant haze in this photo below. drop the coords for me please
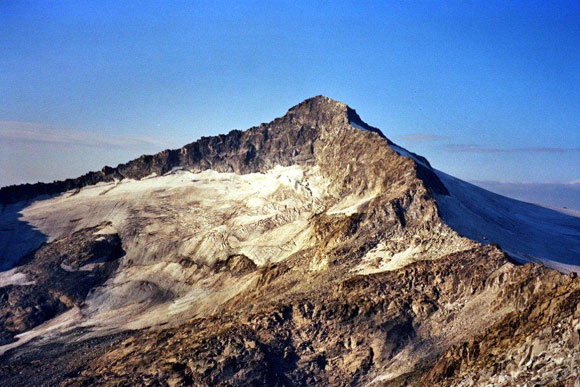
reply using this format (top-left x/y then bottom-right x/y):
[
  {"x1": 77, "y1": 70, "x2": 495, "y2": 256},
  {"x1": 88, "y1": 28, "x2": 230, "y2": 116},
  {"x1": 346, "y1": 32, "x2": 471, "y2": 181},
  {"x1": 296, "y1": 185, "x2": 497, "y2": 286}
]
[{"x1": 472, "y1": 181, "x2": 580, "y2": 211}]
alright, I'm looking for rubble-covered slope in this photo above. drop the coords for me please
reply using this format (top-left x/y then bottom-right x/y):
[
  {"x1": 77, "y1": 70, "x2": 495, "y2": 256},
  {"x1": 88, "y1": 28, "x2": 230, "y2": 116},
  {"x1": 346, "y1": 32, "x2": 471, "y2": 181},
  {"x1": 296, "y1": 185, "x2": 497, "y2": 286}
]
[{"x1": 62, "y1": 246, "x2": 580, "y2": 386}]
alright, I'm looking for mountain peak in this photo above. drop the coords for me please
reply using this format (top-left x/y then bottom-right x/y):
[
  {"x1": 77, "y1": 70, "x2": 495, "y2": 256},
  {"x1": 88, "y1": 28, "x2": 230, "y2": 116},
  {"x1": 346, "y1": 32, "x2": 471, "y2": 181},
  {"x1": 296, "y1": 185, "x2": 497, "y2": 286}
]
[
  {"x1": 285, "y1": 95, "x2": 385, "y2": 138},
  {"x1": 0, "y1": 96, "x2": 392, "y2": 205},
  {"x1": 285, "y1": 95, "x2": 348, "y2": 122},
  {"x1": 290, "y1": 95, "x2": 347, "y2": 109}
]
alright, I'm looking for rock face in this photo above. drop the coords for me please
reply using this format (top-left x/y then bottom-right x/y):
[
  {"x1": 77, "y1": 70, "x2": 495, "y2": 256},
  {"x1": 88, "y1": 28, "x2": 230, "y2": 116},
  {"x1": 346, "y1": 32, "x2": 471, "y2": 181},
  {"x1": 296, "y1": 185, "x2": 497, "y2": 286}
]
[
  {"x1": 0, "y1": 96, "x2": 579, "y2": 386},
  {"x1": 0, "y1": 224, "x2": 124, "y2": 346},
  {"x1": 0, "y1": 97, "x2": 395, "y2": 204},
  {"x1": 63, "y1": 247, "x2": 580, "y2": 386}
]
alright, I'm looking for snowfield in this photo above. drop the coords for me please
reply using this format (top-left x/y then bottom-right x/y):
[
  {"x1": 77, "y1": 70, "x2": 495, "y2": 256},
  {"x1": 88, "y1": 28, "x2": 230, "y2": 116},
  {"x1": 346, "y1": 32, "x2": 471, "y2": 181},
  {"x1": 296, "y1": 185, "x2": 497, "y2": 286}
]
[
  {"x1": 389, "y1": 143, "x2": 580, "y2": 273},
  {"x1": 433, "y1": 170, "x2": 580, "y2": 273},
  {"x1": 2, "y1": 165, "x2": 404, "y2": 338},
  {"x1": 0, "y1": 166, "x2": 334, "y2": 337}
]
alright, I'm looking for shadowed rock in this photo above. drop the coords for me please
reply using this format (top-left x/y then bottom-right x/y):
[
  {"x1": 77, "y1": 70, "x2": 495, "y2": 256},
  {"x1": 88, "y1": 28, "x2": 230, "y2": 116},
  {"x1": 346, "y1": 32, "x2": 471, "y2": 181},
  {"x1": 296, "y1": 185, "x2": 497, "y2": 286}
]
[{"x1": 0, "y1": 224, "x2": 124, "y2": 345}]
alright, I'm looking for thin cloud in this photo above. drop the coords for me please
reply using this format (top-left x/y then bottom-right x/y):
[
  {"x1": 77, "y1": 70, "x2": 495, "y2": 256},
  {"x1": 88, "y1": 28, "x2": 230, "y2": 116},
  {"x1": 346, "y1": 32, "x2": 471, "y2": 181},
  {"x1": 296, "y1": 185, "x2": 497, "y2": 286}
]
[
  {"x1": 472, "y1": 179, "x2": 580, "y2": 186},
  {"x1": 471, "y1": 180, "x2": 580, "y2": 210},
  {"x1": 0, "y1": 121, "x2": 171, "y2": 149},
  {"x1": 444, "y1": 144, "x2": 580, "y2": 154},
  {"x1": 397, "y1": 133, "x2": 450, "y2": 142}
]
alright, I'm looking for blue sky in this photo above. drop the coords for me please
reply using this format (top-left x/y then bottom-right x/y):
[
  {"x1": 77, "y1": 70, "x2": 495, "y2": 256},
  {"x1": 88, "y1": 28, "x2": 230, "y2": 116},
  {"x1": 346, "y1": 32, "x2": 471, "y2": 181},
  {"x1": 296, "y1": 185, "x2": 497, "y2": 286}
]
[{"x1": 1, "y1": 1, "x2": 579, "y2": 207}]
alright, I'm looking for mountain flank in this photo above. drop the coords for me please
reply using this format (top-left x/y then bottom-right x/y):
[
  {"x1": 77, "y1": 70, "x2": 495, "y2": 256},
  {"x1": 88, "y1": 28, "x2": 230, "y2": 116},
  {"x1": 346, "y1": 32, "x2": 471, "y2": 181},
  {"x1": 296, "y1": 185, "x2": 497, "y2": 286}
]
[{"x1": 0, "y1": 96, "x2": 579, "y2": 386}]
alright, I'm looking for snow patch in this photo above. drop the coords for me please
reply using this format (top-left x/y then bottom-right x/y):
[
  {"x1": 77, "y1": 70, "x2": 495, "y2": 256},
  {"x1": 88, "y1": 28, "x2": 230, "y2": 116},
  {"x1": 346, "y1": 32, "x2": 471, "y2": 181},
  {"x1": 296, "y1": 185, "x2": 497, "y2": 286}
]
[
  {"x1": 0, "y1": 307, "x2": 81, "y2": 356},
  {"x1": 349, "y1": 121, "x2": 367, "y2": 131},
  {"x1": 327, "y1": 193, "x2": 377, "y2": 216},
  {"x1": 390, "y1": 144, "x2": 429, "y2": 168},
  {"x1": 355, "y1": 243, "x2": 421, "y2": 274},
  {"x1": 0, "y1": 268, "x2": 35, "y2": 287}
]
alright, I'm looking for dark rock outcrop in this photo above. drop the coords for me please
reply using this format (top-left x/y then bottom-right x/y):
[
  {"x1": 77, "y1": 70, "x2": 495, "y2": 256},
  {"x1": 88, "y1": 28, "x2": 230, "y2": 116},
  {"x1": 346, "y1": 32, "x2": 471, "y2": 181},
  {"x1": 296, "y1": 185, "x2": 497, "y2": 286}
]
[
  {"x1": 0, "y1": 225, "x2": 124, "y2": 345},
  {"x1": 214, "y1": 254, "x2": 257, "y2": 276}
]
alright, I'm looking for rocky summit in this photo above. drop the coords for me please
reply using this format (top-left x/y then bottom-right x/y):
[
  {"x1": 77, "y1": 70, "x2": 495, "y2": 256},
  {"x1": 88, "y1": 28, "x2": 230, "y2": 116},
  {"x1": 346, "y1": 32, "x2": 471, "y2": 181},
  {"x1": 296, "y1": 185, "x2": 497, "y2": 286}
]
[{"x1": 0, "y1": 96, "x2": 579, "y2": 386}]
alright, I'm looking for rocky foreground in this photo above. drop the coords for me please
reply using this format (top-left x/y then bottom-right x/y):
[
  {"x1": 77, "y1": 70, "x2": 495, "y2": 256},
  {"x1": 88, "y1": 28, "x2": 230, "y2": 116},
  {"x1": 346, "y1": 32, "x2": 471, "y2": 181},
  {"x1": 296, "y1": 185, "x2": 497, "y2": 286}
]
[{"x1": 0, "y1": 96, "x2": 579, "y2": 386}]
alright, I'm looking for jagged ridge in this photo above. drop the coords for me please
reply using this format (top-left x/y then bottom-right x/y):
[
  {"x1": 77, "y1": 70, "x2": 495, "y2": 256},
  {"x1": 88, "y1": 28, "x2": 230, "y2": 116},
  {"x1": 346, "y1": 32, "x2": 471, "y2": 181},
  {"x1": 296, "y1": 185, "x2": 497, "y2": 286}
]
[{"x1": 0, "y1": 96, "x2": 445, "y2": 205}]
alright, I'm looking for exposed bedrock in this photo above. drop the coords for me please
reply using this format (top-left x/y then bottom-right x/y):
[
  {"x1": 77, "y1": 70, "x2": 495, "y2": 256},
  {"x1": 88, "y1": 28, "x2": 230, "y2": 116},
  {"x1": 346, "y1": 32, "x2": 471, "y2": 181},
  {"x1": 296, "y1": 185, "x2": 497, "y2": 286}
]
[{"x1": 0, "y1": 224, "x2": 124, "y2": 345}]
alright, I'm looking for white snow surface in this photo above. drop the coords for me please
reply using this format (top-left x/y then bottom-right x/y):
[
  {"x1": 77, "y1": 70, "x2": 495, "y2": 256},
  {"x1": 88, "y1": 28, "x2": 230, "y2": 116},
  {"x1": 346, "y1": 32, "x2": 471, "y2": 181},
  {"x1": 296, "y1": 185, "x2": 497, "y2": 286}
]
[
  {"x1": 349, "y1": 121, "x2": 367, "y2": 131},
  {"x1": 0, "y1": 165, "x2": 328, "y2": 269},
  {"x1": 0, "y1": 268, "x2": 35, "y2": 287},
  {"x1": 0, "y1": 165, "x2": 347, "y2": 334},
  {"x1": 389, "y1": 142, "x2": 580, "y2": 273},
  {"x1": 356, "y1": 243, "x2": 421, "y2": 275},
  {"x1": 389, "y1": 144, "x2": 429, "y2": 168},
  {"x1": 434, "y1": 170, "x2": 580, "y2": 273}
]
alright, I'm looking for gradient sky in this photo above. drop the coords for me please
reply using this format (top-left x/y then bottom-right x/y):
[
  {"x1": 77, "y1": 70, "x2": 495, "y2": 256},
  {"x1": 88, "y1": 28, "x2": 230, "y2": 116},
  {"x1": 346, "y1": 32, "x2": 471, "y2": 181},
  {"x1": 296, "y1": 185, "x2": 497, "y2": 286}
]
[{"x1": 1, "y1": 1, "x2": 579, "y2": 207}]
